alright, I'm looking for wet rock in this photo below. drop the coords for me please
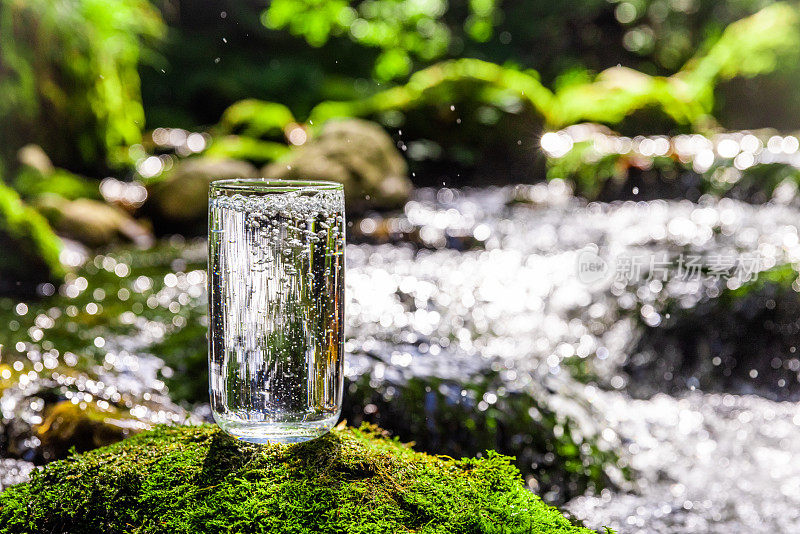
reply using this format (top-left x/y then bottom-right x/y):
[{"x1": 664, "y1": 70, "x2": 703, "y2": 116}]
[
  {"x1": 263, "y1": 119, "x2": 412, "y2": 212},
  {"x1": 0, "y1": 424, "x2": 593, "y2": 534},
  {"x1": 0, "y1": 241, "x2": 202, "y2": 464},
  {"x1": 0, "y1": 182, "x2": 65, "y2": 295},
  {"x1": 146, "y1": 157, "x2": 256, "y2": 231},
  {"x1": 35, "y1": 195, "x2": 153, "y2": 248},
  {"x1": 35, "y1": 401, "x2": 147, "y2": 461}
]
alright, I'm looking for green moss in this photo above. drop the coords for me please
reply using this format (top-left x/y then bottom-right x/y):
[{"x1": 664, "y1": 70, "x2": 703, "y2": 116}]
[
  {"x1": 0, "y1": 424, "x2": 597, "y2": 534},
  {"x1": 0, "y1": 180, "x2": 64, "y2": 293}
]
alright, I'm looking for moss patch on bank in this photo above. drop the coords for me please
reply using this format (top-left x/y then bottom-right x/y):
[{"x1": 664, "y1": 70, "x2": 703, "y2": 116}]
[{"x1": 0, "y1": 424, "x2": 597, "y2": 534}]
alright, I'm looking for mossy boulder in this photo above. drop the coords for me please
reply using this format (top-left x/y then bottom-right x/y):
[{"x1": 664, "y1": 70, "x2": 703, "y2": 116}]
[
  {"x1": 0, "y1": 424, "x2": 595, "y2": 534},
  {"x1": 263, "y1": 119, "x2": 412, "y2": 212},
  {"x1": 145, "y1": 157, "x2": 257, "y2": 233},
  {"x1": 149, "y1": 315, "x2": 625, "y2": 503}
]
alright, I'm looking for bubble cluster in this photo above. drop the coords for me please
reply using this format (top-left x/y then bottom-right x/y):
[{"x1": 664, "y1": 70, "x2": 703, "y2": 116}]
[{"x1": 208, "y1": 187, "x2": 345, "y2": 441}]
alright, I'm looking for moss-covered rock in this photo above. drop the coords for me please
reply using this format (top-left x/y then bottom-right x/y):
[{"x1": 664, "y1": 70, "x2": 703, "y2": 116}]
[
  {"x1": 149, "y1": 313, "x2": 625, "y2": 503},
  {"x1": 263, "y1": 119, "x2": 412, "y2": 212},
  {"x1": 0, "y1": 424, "x2": 595, "y2": 534},
  {"x1": 145, "y1": 157, "x2": 257, "y2": 233}
]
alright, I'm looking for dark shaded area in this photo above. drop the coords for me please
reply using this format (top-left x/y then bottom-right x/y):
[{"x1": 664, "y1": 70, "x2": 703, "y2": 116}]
[{"x1": 628, "y1": 265, "x2": 800, "y2": 401}]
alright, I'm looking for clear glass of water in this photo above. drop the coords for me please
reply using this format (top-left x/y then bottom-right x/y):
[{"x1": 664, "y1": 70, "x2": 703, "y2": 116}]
[{"x1": 208, "y1": 179, "x2": 345, "y2": 443}]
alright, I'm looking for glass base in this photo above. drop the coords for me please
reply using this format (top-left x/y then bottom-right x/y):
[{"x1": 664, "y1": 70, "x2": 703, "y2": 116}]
[{"x1": 214, "y1": 413, "x2": 340, "y2": 444}]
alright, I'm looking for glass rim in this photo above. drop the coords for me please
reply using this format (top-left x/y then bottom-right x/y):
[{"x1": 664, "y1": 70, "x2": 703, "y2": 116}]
[{"x1": 209, "y1": 178, "x2": 343, "y2": 194}]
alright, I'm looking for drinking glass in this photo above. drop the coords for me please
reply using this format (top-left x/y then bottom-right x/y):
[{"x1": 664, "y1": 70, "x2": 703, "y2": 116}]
[{"x1": 208, "y1": 179, "x2": 345, "y2": 443}]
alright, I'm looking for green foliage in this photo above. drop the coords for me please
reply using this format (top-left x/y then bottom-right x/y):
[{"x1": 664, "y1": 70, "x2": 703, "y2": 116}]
[
  {"x1": 552, "y1": 3, "x2": 799, "y2": 128},
  {"x1": 0, "y1": 180, "x2": 64, "y2": 293},
  {"x1": 679, "y1": 3, "x2": 800, "y2": 100},
  {"x1": 211, "y1": 0, "x2": 800, "y2": 179},
  {"x1": 545, "y1": 142, "x2": 627, "y2": 199},
  {"x1": 604, "y1": 0, "x2": 776, "y2": 70},
  {"x1": 307, "y1": 59, "x2": 554, "y2": 125},
  {"x1": 13, "y1": 167, "x2": 101, "y2": 202},
  {"x1": 0, "y1": 0, "x2": 164, "y2": 173},
  {"x1": 221, "y1": 1, "x2": 799, "y2": 163},
  {"x1": 204, "y1": 99, "x2": 296, "y2": 163},
  {"x1": 203, "y1": 136, "x2": 291, "y2": 164},
  {"x1": 257, "y1": 0, "x2": 787, "y2": 86},
  {"x1": 544, "y1": 137, "x2": 800, "y2": 201},
  {"x1": 128, "y1": 0, "x2": 800, "y2": 140},
  {"x1": 0, "y1": 424, "x2": 595, "y2": 534},
  {"x1": 704, "y1": 161, "x2": 800, "y2": 200},
  {"x1": 725, "y1": 263, "x2": 799, "y2": 300},
  {"x1": 216, "y1": 100, "x2": 296, "y2": 139},
  {"x1": 262, "y1": 0, "x2": 491, "y2": 81}
]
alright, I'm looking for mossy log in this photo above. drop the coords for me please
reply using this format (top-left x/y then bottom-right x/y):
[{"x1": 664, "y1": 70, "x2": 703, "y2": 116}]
[{"x1": 0, "y1": 424, "x2": 597, "y2": 534}]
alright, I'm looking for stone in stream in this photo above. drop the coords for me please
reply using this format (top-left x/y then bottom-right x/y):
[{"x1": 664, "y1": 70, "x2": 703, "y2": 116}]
[
  {"x1": 262, "y1": 119, "x2": 412, "y2": 213},
  {"x1": 145, "y1": 157, "x2": 257, "y2": 233},
  {"x1": 35, "y1": 401, "x2": 146, "y2": 462},
  {"x1": 0, "y1": 242, "x2": 201, "y2": 464},
  {"x1": 0, "y1": 424, "x2": 594, "y2": 534}
]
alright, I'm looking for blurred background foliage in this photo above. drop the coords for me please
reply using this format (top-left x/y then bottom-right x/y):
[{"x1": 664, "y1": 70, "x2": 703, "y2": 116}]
[
  {"x1": 1, "y1": 0, "x2": 798, "y2": 186},
  {"x1": 0, "y1": 0, "x2": 164, "y2": 175},
  {"x1": 1, "y1": 0, "x2": 800, "y2": 276},
  {"x1": 0, "y1": 1, "x2": 795, "y2": 162},
  {"x1": 139, "y1": 0, "x2": 800, "y2": 130}
]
